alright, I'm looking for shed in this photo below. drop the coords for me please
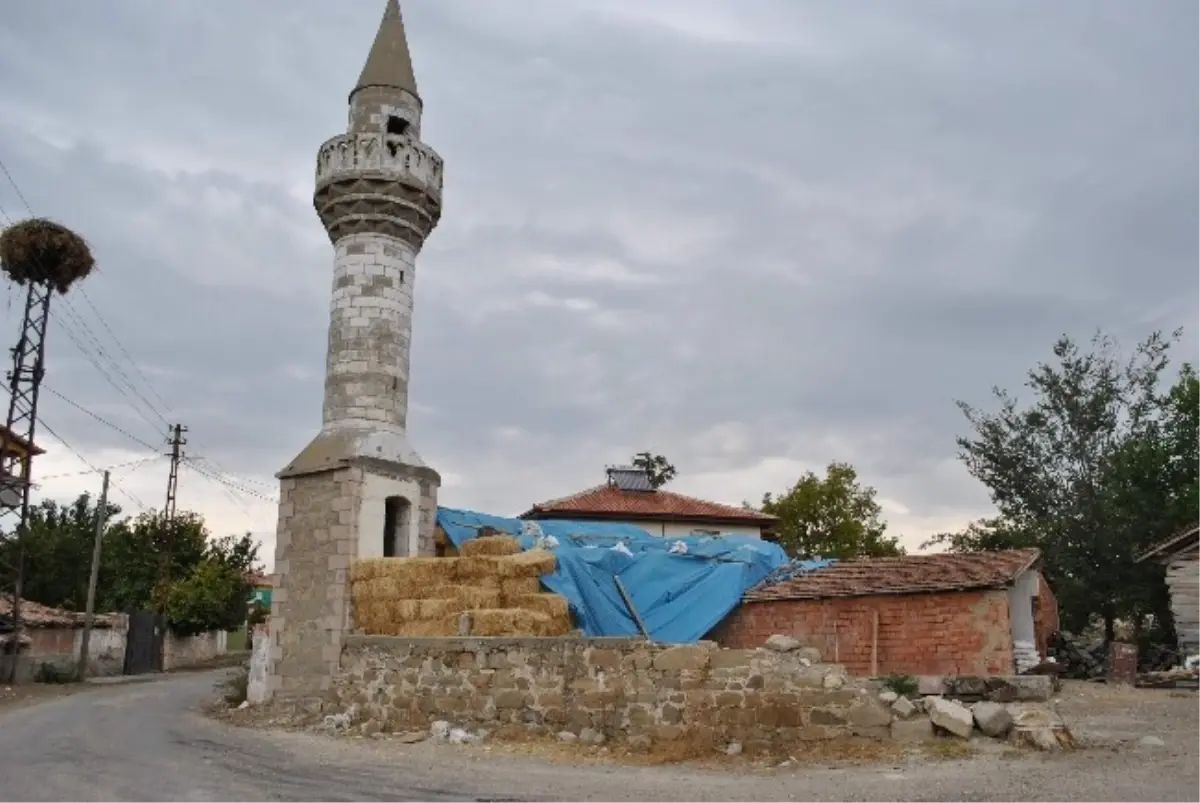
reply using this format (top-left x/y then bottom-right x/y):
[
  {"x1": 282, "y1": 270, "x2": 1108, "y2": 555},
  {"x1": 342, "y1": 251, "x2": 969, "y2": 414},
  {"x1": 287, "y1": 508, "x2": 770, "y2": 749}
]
[
  {"x1": 1136, "y1": 525, "x2": 1199, "y2": 657},
  {"x1": 711, "y1": 548, "x2": 1058, "y2": 677}
]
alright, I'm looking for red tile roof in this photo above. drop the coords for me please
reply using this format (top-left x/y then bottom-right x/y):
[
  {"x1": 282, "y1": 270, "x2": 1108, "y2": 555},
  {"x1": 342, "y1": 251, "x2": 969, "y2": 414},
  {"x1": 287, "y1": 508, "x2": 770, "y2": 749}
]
[
  {"x1": 744, "y1": 548, "x2": 1042, "y2": 603},
  {"x1": 0, "y1": 597, "x2": 122, "y2": 629},
  {"x1": 522, "y1": 484, "x2": 778, "y2": 525},
  {"x1": 1135, "y1": 524, "x2": 1199, "y2": 563}
]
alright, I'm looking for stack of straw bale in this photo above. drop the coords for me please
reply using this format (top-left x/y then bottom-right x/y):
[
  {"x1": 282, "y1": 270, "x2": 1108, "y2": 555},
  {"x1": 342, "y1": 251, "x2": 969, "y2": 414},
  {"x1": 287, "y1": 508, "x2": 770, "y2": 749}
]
[{"x1": 351, "y1": 534, "x2": 572, "y2": 637}]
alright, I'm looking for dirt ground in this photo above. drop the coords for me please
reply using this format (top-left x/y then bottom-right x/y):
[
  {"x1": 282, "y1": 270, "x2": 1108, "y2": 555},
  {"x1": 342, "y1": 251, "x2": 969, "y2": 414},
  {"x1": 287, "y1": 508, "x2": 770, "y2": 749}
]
[
  {"x1": 3, "y1": 669, "x2": 1193, "y2": 802},
  {"x1": 0, "y1": 681, "x2": 82, "y2": 714}
]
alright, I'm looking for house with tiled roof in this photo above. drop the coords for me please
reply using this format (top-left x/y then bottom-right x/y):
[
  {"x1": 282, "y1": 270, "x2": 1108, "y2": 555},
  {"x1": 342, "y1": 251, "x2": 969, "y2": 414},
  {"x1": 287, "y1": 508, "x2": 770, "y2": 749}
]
[
  {"x1": 520, "y1": 466, "x2": 779, "y2": 540},
  {"x1": 711, "y1": 548, "x2": 1058, "y2": 678}
]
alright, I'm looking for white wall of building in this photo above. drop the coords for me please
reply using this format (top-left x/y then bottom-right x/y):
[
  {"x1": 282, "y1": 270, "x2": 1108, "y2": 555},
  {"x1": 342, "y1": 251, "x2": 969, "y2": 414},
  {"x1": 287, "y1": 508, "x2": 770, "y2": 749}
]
[
  {"x1": 1008, "y1": 569, "x2": 1040, "y2": 673},
  {"x1": 358, "y1": 473, "x2": 422, "y2": 558}
]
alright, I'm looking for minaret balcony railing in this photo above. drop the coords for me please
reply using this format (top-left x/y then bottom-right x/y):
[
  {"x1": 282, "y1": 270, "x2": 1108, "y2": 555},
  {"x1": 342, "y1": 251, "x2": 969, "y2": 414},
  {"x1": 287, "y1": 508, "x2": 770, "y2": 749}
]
[{"x1": 315, "y1": 133, "x2": 443, "y2": 199}]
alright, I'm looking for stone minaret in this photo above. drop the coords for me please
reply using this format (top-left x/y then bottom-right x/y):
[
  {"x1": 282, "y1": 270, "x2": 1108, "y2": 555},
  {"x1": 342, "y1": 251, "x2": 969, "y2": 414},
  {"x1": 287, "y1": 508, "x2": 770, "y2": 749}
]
[{"x1": 265, "y1": 0, "x2": 442, "y2": 702}]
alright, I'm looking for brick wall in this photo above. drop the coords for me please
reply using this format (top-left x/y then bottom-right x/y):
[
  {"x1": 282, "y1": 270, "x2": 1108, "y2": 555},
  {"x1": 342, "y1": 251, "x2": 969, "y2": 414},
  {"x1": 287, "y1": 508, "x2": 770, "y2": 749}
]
[
  {"x1": 711, "y1": 589, "x2": 1015, "y2": 677},
  {"x1": 1033, "y1": 572, "x2": 1059, "y2": 659}
]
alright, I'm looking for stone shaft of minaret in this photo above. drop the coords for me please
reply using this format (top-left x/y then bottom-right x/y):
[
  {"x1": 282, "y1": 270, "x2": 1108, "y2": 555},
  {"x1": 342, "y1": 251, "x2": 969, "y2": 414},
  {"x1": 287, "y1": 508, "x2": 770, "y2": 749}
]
[{"x1": 313, "y1": 0, "x2": 442, "y2": 439}]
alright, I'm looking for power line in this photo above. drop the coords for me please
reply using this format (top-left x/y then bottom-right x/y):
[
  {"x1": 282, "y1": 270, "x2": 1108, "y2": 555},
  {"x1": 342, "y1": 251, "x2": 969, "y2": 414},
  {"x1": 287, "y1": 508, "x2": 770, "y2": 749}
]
[
  {"x1": 0, "y1": 154, "x2": 33, "y2": 216},
  {"x1": 78, "y1": 286, "x2": 174, "y2": 413},
  {"x1": 35, "y1": 454, "x2": 162, "y2": 482},
  {"x1": 0, "y1": 151, "x2": 174, "y2": 443},
  {"x1": 183, "y1": 459, "x2": 259, "y2": 519},
  {"x1": 34, "y1": 416, "x2": 148, "y2": 511},
  {"x1": 188, "y1": 455, "x2": 278, "y2": 492},
  {"x1": 184, "y1": 457, "x2": 278, "y2": 504},
  {"x1": 42, "y1": 385, "x2": 166, "y2": 453}
]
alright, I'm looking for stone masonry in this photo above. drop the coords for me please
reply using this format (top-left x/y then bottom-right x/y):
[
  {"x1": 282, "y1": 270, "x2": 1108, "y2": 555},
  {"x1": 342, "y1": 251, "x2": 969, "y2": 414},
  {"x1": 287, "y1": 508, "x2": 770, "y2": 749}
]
[
  {"x1": 327, "y1": 637, "x2": 896, "y2": 755},
  {"x1": 267, "y1": 0, "x2": 444, "y2": 704}
]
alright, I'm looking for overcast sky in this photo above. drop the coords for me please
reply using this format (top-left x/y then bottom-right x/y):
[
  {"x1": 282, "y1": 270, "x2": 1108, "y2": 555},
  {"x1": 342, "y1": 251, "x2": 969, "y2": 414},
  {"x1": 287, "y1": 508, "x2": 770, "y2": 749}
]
[{"x1": 1, "y1": 0, "x2": 1195, "y2": 567}]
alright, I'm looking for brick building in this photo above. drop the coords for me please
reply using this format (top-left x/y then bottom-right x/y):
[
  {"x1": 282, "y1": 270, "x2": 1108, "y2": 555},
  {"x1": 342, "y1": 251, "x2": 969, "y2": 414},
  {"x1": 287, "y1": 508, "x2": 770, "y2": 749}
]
[
  {"x1": 521, "y1": 466, "x2": 779, "y2": 540},
  {"x1": 711, "y1": 549, "x2": 1058, "y2": 677}
]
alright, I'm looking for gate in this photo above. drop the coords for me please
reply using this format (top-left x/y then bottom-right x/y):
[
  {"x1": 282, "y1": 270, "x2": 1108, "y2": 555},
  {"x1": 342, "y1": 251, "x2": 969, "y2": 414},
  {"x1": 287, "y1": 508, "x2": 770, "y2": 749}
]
[{"x1": 123, "y1": 611, "x2": 163, "y2": 675}]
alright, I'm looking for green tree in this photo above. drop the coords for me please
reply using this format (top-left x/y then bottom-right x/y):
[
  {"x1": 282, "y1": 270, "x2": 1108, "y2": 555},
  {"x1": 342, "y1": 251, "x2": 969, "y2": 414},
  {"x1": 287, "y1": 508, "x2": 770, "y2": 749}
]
[
  {"x1": 166, "y1": 532, "x2": 261, "y2": 635},
  {"x1": 759, "y1": 461, "x2": 904, "y2": 560},
  {"x1": 935, "y1": 329, "x2": 1193, "y2": 640},
  {"x1": 0, "y1": 495, "x2": 259, "y2": 623},
  {"x1": 631, "y1": 452, "x2": 677, "y2": 489},
  {"x1": 0, "y1": 494, "x2": 122, "y2": 610},
  {"x1": 101, "y1": 510, "x2": 210, "y2": 613}
]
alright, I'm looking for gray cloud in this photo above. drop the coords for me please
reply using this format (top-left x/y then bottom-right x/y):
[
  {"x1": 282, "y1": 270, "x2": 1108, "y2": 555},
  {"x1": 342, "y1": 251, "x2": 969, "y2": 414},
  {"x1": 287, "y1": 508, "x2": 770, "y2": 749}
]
[{"x1": 1, "y1": 0, "x2": 1194, "y2": 558}]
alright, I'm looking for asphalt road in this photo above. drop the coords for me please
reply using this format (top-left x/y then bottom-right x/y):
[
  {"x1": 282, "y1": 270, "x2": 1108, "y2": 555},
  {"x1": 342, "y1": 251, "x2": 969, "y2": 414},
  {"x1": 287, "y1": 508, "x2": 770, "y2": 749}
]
[{"x1": 0, "y1": 671, "x2": 1194, "y2": 802}]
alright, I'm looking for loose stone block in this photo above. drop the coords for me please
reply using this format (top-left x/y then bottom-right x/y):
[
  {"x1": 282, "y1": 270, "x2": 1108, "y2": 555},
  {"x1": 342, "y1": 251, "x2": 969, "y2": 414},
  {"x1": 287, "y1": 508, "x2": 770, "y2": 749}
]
[{"x1": 926, "y1": 696, "x2": 974, "y2": 739}]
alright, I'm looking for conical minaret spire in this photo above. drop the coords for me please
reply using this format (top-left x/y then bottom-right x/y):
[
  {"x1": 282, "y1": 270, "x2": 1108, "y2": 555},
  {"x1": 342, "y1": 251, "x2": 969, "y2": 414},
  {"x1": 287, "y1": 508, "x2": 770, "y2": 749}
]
[{"x1": 352, "y1": 0, "x2": 418, "y2": 100}]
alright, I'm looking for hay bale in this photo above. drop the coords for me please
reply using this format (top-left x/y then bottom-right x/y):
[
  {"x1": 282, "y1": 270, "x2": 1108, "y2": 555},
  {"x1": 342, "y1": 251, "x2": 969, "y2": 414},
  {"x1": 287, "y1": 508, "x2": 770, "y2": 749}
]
[
  {"x1": 460, "y1": 535, "x2": 522, "y2": 557},
  {"x1": 419, "y1": 583, "x2": 502, "y2": 605},
  {"x1": 394, "y1": 619, "x2": 459, "y2": 637},
  {"x1": 453, "y1": 555, "x2": 503, "y2": 581},
  {"x1": 0, "y1": 218, "x2": 94, "y2": 293},
  {"x1": 501, "y1": 577, "x2": 543, "y2": 597},
  {"x1": 362, "y1": 557, "x2": 459, "y2": 597},
  {"x1": 351, "y1": 558, "x2": 388, "y2": 583},
  {"x1": 496, "y1": 549, "x2": 557, "y2": 578},
  {"x1": 508, "y1": 593, "x2": 570, "y2": 619},
  {"x1": 458, "y1": 607, "x2": 573, "y2": 637},
  {"x1": 434, "y1": 526, "x2": 459, "y2": 557},
  {"x1": 463, "y1": 608, "x2": 549, "y2": 637}
]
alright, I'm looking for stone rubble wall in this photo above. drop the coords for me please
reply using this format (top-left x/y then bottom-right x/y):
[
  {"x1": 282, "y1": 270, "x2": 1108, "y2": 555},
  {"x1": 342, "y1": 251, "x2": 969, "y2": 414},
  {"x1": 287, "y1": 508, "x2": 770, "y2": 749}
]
[{"x1": 329, "y1": 636, "x2": 895, "y2": 754}]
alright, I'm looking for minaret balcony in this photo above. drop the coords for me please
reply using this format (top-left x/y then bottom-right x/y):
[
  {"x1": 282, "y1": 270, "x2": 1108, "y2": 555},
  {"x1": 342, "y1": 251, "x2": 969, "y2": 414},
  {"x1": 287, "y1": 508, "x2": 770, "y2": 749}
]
[
  {"x1": 314, "y1": 133, "x2": 443, "y2": 248},
  {"x1": 315, "y1": 132, "x2": 443, "y2": 200}
]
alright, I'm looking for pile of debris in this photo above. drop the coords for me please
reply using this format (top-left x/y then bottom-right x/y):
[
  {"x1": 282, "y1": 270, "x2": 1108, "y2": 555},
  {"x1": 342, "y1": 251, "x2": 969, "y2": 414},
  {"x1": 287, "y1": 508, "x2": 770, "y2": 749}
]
[
  {"x1": 351, "y1": 535, "x2": 571, "y2": 637},
  {"x1": 1135, "y1": 668, "x2": 1199, "y2": 690},
  {"x1": 1046, "y1": 631, "x2": 1109, "y2": 679}
]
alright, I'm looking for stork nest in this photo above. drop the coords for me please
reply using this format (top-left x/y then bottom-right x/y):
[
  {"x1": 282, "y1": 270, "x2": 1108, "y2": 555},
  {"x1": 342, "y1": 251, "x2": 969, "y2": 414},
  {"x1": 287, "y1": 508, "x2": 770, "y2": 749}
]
[{"x1": 0, "y1": 218, "x2": 95, "y2": 293}]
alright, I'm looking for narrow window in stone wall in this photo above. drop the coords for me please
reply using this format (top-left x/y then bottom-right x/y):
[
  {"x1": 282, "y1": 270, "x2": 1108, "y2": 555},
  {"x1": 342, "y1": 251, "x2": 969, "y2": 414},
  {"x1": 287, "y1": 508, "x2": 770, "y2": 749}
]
[
  {"x1": 383, "y1": 496, "x2": 401, "y2": 557},
  {"x1": 387, "y1": 116, "x2": 410, "y2": 136},
  {"x1": 383, "y1": 495, "x2": 412, "y2": 558}
]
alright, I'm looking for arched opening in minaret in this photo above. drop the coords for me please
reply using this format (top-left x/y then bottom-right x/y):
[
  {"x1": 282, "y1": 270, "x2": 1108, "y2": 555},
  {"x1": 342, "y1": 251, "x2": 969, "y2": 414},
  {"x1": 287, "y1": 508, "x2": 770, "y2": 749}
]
[
  {"x1": 386, "y1": 116, "x2": 410, "y2": 136},
  {"x1": 383, "y1": 495, "x2": 412, "y2": 557}
]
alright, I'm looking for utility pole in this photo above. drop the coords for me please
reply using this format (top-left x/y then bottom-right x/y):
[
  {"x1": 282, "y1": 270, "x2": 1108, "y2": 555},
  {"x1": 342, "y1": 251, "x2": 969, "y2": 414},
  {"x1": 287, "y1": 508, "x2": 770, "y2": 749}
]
[
  {"x1": 77, "y1": 470, "x2": 109, "y2": 680},
  {"x1": 157, "y1": 423, "x2": 186, "y2": 613}
]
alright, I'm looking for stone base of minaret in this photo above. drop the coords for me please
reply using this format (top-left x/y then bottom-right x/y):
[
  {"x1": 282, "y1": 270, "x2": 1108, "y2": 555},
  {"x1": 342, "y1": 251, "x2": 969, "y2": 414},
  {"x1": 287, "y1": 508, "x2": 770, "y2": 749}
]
[{"x1": 264, "y1": 430, "x2": 438, "y2": 704}]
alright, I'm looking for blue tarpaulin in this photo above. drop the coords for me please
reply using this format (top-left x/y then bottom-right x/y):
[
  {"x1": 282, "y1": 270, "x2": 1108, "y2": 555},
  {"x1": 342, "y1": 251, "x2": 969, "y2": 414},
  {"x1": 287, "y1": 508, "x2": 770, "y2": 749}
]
[{"x1": 436, "y1": 506, "x2": 833, "y2": 644}]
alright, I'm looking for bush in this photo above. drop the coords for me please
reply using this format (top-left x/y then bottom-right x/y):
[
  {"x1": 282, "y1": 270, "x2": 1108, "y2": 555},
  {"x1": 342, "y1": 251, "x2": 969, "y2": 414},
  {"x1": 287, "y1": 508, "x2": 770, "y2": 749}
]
[
  {"x1": 881, "y1": 673, "x2": 919, "y2": 697},
  {"x1": 220, "y1": 665, "x2": 249, "y2": 706}
]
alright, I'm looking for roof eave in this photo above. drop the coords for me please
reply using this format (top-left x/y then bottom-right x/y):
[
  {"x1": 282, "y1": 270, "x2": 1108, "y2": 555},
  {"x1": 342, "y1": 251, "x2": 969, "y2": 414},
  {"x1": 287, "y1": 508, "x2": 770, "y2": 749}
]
[
  {"x1": 745, "y1": 579, "x2": 1021, "y2": 605},
  {"x1": 1136, "y1": 525, "x2": 1200, "y2": 563},
  {"x1": 521, "y1": 508, "x2": 779, "y2": 526}
]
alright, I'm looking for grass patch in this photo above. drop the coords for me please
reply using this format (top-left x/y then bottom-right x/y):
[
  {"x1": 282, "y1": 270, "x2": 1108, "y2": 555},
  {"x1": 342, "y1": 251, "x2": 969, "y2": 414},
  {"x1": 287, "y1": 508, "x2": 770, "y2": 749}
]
[
  {"x1": 922, "y1": 738, "x2": 978, "y2": 761},
  {"x1": 226, "y1": 626, "x2": 248, "y2": 652}
]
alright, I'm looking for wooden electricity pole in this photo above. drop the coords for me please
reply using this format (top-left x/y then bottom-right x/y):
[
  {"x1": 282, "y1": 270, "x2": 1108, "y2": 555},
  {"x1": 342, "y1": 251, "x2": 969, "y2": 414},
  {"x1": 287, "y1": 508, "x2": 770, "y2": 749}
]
[{"x1": 76, "y1": 470, "x2": 109, "y2": 680}]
